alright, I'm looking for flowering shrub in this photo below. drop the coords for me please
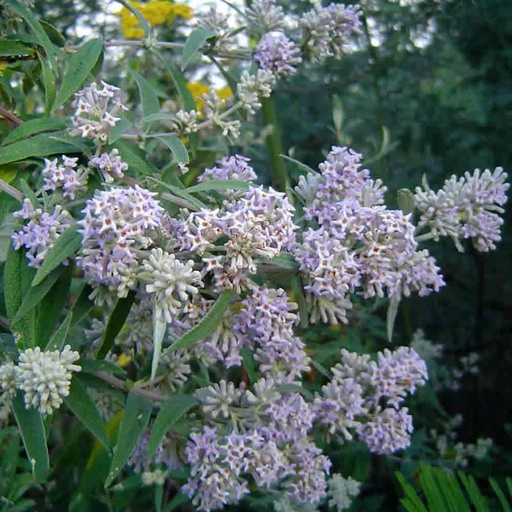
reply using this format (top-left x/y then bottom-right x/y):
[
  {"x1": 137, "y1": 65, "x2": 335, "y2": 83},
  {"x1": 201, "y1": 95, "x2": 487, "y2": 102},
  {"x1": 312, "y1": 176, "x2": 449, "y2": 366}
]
[{"x1": 0, "y1": 0, "x2": 509, "y2": 510}]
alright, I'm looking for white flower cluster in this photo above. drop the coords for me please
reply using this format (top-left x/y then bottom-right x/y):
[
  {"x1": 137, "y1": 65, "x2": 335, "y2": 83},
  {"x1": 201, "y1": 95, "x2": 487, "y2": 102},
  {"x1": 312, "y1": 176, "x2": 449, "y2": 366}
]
[
  {"x1": 0, "y1": 346, "x2": 80, "y2": 415},
  {"x1": 237, "y1": 69, "x2": 276, "y2": 114},
  {"x1": 327, "y1": 474, "x2": 361, "y2": 511}
]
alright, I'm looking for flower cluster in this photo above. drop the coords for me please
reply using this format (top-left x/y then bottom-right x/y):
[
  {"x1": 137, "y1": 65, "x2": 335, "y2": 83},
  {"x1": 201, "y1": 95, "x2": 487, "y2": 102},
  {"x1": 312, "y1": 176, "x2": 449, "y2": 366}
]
[
  {"x1": 255, "y1": 32, "x2": 302, "y2": 78},
  {"x1": 90, "y1": 149, "x2": 128, "y2": 183},
  {"x1": 42, "y1": 155, "x2": 88, "y2": 199},
  {"x1": 314, "y1": 347, "x2": 428, "y2": 454},
  {"x1": 295, "y1": 147, "x2": 445, "y2": 324},
  {"x1": 414, "y1": 167, "x2": 509, "y2": 251},
  {"x1": 0, "y1": 346, "x2": 80, "y2": 415},
  {"x1": 71, "y1": 81, "x2": 127, "y2": 143},
  {"x1": 300, "y1": 3, "x2": 362, "y2": 61},
  {"x1": 77, "y1": 185, "x2": 168, "y2": 299},
  {"x1": 11, "y1": 199, "x2": 74, "y2": 268}
]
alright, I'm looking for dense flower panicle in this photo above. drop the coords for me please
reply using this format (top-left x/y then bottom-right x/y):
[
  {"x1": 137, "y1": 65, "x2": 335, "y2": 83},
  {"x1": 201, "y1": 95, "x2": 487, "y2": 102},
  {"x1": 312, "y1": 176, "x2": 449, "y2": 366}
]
[
  {"x1": 12, "y1": 200, "x2": 74, "y2": 268},
  {"x1": 14, "y1": 345, "x2": 80, "y2": 415},
  {"x1": 71, "y1": 81, "x2": 128, "y2": 142},
  {"x1": 245, "y1": 0, "x2": 288, "y2": 33},
  {"x1": 42, "y1": 155, "x2": 88, "y2": 199},
  {"x1": 314, "y1": 347, "x2": 427, "y2": 454},
  {"x1": 138, "y1": 248, "x2": 203, "y2": 324},
  {"x1": 90, "y1": 149, "x2": 128, "y2": 183},
  {"x1": 235, "y1": 287, "x2": 310, "y2": 380},
  {"x1": 370, "y1": 347, "x2": 428, "y2": 408},
  {"x1": 196, "y1": 7, "x2": 237, "y2": 54},
  {"x1": 237, "y1": 69, "x2": 276, "y2": 114},
  {"x1": 414, "y1": 167, "x2": 509, "y2": 251},
  {"x1": 0, "y1": 361, "x2": 16, "y2": 400},
  {"x1": 195, "y1": 380, "x2": 244, "y2": 420},
  {"x1": 255, "y1": 32, "x2": 302, "y2": 78},
  {"x1": 77, "y1": 185, "x2": 167, "y2": 297},
  {"x1": 327, "y1": 474, "x2": 361, "y2": 511},
  {"x1": 158, "y1": 348, "x2": 192, "y2": 392},
  {"x1": 358, "y1": 407, "x2": 413, "y2": 454},
  {"x1": 300, "y1": 3, "x2": 361, "y2": 61},
  {"x1": 198, "y1": 155, "x2": 257, "y2": 184}
]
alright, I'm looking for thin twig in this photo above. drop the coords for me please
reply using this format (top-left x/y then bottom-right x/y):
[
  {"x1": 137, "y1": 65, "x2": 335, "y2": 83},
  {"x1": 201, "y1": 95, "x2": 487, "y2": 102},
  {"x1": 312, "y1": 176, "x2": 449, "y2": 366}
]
[
  {"x1": 94, "y1": 371, "x2": 168, "y2": 403},
  {"x1": 0, "y1": 105, "x2": 23, "y2": 126}
]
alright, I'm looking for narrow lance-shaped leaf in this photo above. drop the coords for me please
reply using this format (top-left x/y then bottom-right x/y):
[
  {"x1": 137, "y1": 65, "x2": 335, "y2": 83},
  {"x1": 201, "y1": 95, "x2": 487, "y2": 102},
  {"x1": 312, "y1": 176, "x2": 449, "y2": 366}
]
[
  {"x1": 13, "y1": 266, "x2": 65, "y2": 325},
  {"x1": 146, "y1": 395, "x2": 198, "y2": 461},
  {"x1": 45, "y1": 312, "x2": 73, "y2": 351},
  {"x1": 129, "y1": 69, "x2": 160, "y2": 117},
  {"x1": 97, "y1": 291, "x2": 135, "y2": 359},
  {"x1": 181, "y1": 28, "x2": 216, "y2": 71},
  {"x1": 163, "y1": 290, "x2": 234, "y2": 355},
  {"x1": 64, "y1": 376, "x2": 110, "y2": 450},
  {"x1": 2, "y1": 118, "x2": 66, "y2": 146},
  {"x1": 386, "y1": 297, "x2": 400, "y2": 342},
  {"x1": 105, "y1": 393, "x2": 153, "y2": 487},
  {"x1": 152, "y1": 135, "x2": 189, "y2": 165},
  {"x1": 186, "y1": 179, "x2": 250, "y2": 194},
  {"x1": 151, "y1": 308, "x2": 167, "y2": 380},
  {"x1": 11, "y1": 393, "x2": 50, "y2": 482},
  {"x1": 32, "y1": 224, "x2": 82, "y2": 286},
  {"x1": 34, "y1": 261, "x2": 73, "y2": 347},
  {"x1": 53, "y1": 38, "x2": 104, "y2": 111}
]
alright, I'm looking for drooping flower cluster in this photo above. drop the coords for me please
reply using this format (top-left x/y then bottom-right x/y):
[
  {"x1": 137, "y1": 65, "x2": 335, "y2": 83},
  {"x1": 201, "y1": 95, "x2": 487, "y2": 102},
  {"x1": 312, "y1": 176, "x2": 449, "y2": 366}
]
[
  {"x1": 0, "y1": 346, "x2": 80, "y2": 415},
  {"x1": 295, "y1": 146, "x2": 445, "y2": 324},
  {"x1": 11, "y1": 199, "x2": 74, "y2": 268},
  {"x1": 313, "y1": 347, "x2": 427, "y2": 454},
  {"x1": 71, "y1": 81, "x2": 127, "y2": 143},
  {"x1": 77, "y1": 185, "x2": 168, "y2": 298},
  {"x1": 42, "y1": 155, "x2": 88, "y2": 199},
  {"x1": 255, "y1": 32, "x2": 302, "y2": 78},
  {"x1": 414, "y1": 167, "x2": 509, "y2": 252}
]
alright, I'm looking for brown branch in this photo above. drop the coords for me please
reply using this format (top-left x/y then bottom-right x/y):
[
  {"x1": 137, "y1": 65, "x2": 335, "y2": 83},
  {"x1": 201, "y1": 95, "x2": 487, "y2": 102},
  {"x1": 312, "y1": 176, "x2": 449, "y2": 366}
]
[
  {"x1": 0, "y1": 105, "x2": 23, "y2": 127},
  {"x1": 94, "y1": 371, "x2": 168, "y2": 403}
]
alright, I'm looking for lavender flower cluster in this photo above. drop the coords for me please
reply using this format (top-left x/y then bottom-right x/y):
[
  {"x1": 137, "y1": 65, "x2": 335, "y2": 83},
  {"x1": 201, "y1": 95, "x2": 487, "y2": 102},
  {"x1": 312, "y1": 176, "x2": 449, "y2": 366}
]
[{"x1": 295, "y1": 147, "x2": 446, "y2": 325}]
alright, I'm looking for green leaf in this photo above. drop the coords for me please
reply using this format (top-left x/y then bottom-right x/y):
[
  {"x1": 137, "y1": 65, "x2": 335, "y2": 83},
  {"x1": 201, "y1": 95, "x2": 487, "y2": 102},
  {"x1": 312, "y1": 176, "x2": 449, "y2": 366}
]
[
  {"x1": 70, "y1": 284, "x2": 94, "y2": 327},
  {"x1": 395, "y1": 471, "x2": 428, "y2": 512},
  {"x1": 11, "y1": 393, "x2": 49, "y2": 482},
  {"x1": 53, "y1": 38, "x2": 103, "y2": 111},
  {"x1": 151, "y1": 310, "x2": 166, "y2": 381},
  {"x1": 181, "y1": 28, "x2": 216, "y2": 71},
  {"x1": 5, "y1": 0, "x2": 59, "y2": 62},
  {"x1": 386, "y1": 297, "x2": 400, "y2": 342},
  {"x1": 147, "y1": 176, "x2": 205, "y2": 211},
  {"x1": 112, "y1": 139, "x2": 160, "y2": 176},
  {"x1": 142, "y1": 113, "x2": 178, "y2": 125},
  {"x1": 129, "y1": 69, "x2": 160, "y2": 117},
  {"x1": 163, "y1": 290, "x2": 234, "y2": 355},
  {"x1": 0, "y1": 40, "x2": 35, "y2": 58},
  {"x1": 0, "y1": 133, "x2": 76, "y2": 165},
  {"x1": 241, "y1": 347, "x2": 257, "y2": 384},
  {"x1": 97, "y1": 292, "x2": 136, "y2": 359},
  {"x1": 34, "y1": 261, "x2": 73, "y2": 347},
  {"x1": 490, "y1": 478, "x2": 512, "y2": 512},
  {"x1": 397, "y1": 188, "x2": 415, "y2": 215},
  {"x1": 13, "y1": 266, "x2": 64, "y2": 325},
  {"x1": 1, "y1": 118, "x2": 66, "y2": 146},
  {"x1": 186, "y1": 179, "x2": 250, "y2": 194},
  {"x1": 458, "y1": 472, "x2": 488, "y2": 512},
  {"x1": 279, "y1": 154, "x2": 317, "y2": 175},
  {"x1": 32, "y1": 225, "x2": 82, "y2": 286},
  {"x1": 4, "y1": 247, "x2": 36, "y2": 347},
  {"x1": 146, "y1": 395, "x2": 197, "y2": 461},
  {"x1": 64, "y1": 377, "x2": 110, "y2": 450},
  {"x1": 45, "y1": 311, "x2": 73, "y2": 351},
  {"x1": 79, "y1": 358, "x2": 126, "y2": 376},
  {"x1": 105, "y1": 393, "x2": 153, "y2": 487},
  {"x1": 39, "y1": 53, "x2": 56, "y2": 115},
  {"x1": 152, "y1": 135, "x2": 189, "y2": 165}
]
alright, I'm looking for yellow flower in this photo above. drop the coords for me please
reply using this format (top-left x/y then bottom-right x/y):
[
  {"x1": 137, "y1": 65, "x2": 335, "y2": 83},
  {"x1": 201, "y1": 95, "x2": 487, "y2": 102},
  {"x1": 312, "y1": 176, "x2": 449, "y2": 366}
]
[
  {"x1": 117, "y1": 0, "x2": 193, "y2": 39},
  {"x1": 186, "y1": 82, "x2": 233, "y2": 114}
]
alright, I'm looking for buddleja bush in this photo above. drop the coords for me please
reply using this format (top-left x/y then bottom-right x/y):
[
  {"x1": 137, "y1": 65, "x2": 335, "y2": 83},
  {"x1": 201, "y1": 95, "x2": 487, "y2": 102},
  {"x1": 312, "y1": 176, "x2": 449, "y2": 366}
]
[{"x1": 0, "y1": 0, "x2": 509, "y2": 510}]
